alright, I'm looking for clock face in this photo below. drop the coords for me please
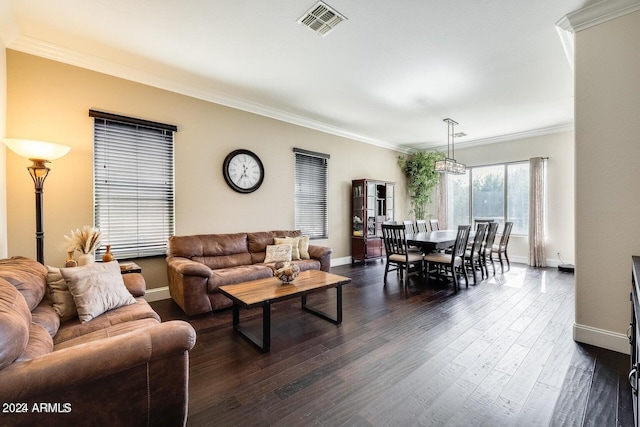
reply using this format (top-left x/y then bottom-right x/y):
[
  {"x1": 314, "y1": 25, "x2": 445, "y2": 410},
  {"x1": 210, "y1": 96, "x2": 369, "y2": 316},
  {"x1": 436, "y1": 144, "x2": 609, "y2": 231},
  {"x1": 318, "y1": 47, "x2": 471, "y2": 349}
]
[{"x1": 223, "y1": 149, "x2": 264, "y2": 193}]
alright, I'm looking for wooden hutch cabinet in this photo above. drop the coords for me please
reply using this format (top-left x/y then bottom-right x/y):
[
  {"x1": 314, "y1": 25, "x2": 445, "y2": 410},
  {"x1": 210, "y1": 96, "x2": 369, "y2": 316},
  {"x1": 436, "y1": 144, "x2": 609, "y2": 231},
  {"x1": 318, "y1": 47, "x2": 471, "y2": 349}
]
[{"x1": 351, "y1": 179, "x2": 395, "y2": 264}]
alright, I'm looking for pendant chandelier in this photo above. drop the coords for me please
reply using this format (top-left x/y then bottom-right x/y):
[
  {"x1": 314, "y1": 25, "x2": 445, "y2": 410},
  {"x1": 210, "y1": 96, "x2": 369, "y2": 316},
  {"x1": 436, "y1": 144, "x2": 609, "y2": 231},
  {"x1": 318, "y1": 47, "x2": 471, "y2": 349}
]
[{"x1": 434, "y1": 118, "x2": 466, "y2": 174}]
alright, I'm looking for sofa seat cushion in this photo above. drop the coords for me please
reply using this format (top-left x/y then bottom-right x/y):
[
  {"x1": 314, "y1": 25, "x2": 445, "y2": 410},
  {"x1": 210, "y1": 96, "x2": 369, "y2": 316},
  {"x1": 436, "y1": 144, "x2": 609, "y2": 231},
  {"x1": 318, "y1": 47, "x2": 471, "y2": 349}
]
[
  {"x1": 0, "y1": 278, "x2": 31, "y2": 370},
  {"x1": 53, "y1": 318, "x2": 160, "y2": 351},
  {"x1": 207, "y1": 265, "x2": 273, "y2": 292},
  {"x1": 290, "y1": 259, "x2": 321, "y2": 272},
  {"x1": 260, "y1": 259, "x2": 321, "y2": 273},
  {"x1": 31, "y1": 300, "x2": 60, "y2": 338},
  {"x1": 54, "y1": 297, "x2": 160, "y2": 345},
  {"x1": 16, "y1": 323, "x2": 53, "y2": 362},
  {"x1": 0, "y1": 256, "x2": 47, "y2": 311}
]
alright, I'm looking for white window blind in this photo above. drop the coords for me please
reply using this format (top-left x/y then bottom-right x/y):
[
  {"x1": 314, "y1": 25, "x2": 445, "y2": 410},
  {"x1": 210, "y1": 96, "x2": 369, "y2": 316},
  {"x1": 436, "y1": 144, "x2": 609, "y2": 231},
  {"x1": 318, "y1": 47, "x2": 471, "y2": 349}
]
[
  {"x1": 294, "y1": 148, "x2": 329, "y2": 239},
  {"x1": 91, "y1": 110, "x2": 176, "y2": 259}
]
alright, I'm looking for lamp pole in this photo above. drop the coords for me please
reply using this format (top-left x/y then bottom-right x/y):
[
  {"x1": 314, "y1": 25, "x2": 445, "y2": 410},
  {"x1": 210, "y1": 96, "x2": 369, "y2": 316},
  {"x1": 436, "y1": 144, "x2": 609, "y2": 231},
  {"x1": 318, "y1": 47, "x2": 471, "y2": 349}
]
[{"x1": 27, "y1": 160, "x2": 50, "y2": 264}]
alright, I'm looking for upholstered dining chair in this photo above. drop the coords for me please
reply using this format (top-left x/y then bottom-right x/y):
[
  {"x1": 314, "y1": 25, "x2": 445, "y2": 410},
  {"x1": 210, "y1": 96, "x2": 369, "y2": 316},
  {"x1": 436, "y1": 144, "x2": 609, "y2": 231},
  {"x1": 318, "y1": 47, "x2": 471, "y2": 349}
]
[
  {"x1": 403, "y1": 220, "x2": 415, "y2": 234},
  {"x1": 480, "y1": 222, "x2": 500, "y2": 278},
  {"x1": 429, "y1": 219, "x2": 440, "y2": 231},
  {"x1": 382, "y1": 224, "x2": 424, "y2": 286},
  {"x1": 492, "y1": 221, "x2": 514, "y2": 273},
  {"x1": 423, "y1": 225, "x2": 471, "y2": 292},
  {"x1": 415, "y1": 219, "x2": 428, "y2": 233},
  {"x1": 464, "y1": 222, "x2": 488, "y2": 285}
]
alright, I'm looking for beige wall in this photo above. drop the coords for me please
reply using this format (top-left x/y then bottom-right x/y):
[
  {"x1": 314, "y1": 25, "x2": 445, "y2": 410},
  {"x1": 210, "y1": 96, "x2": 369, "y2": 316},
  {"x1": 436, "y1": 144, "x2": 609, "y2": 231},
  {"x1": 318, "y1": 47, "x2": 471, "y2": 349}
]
[
  {"x1": 5, "y1": 50, "x2": 408, "y2": 289},
  {"x1": 574, "y1": 10, "x2": 640, "y2": 353},
  {"x1": 449, "y1": 131, "x2": 575, "y2": 266}
]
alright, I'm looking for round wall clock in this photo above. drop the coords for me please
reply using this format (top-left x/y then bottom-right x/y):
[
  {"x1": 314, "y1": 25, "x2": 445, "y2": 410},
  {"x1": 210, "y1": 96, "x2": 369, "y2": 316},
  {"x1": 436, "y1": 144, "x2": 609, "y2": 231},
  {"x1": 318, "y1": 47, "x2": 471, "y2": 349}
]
[{"x1": 222, "y1": 149, "x2": 265, "y2": 193}]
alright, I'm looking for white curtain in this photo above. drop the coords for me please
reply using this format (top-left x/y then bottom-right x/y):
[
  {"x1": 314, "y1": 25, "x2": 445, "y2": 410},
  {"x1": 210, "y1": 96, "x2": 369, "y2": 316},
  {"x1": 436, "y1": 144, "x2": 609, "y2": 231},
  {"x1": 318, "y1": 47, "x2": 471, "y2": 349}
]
[
  {"x1": 436, "y1": 174, "x2": 447, "y2": 229},
  {"x1": 529, "y1": 157, "x2": 546, "y2": 267}
]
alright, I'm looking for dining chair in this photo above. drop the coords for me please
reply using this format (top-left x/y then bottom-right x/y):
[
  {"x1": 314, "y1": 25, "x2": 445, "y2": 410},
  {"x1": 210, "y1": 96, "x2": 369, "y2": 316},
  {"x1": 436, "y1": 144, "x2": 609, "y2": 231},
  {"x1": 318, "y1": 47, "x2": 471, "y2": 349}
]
[
  {"x1": 492, "y1": 222, "x2": 514, "y2": 273},
  {"x1": 464, "y1": 222, "x2": 488, "y2": 285},
  {"x1": 480, "y1": 222, "x2": 500, "y2": 278},
  {"x1": 382, "y1": 224, "x2": 424, "y2": 286},
  {"x1": 403, "y1": 220, "x2": 415, "y2": 234},
  {"x1": 423, "y1": 225, "x2": 471, "y2": 292},
  {"x1": 429, "y1": 219, "x2": 440, "y2": 231},
  {"x1": 415, "y1": 219, "x2": 428, "y2": 233}
]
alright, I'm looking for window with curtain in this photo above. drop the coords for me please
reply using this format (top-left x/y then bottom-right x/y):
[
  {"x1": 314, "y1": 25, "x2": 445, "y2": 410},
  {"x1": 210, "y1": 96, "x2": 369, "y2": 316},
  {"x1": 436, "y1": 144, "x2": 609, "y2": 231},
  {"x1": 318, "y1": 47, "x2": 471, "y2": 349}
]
[
  {"x1": 91, "y1": 110, "x2": 176, "y2": 259},
  {"x1": 294, "y1": 148, "x2": 329, "y2": 239},
  {"x1": 446, "y1": 162, "x2": 529, "y2": 234}
]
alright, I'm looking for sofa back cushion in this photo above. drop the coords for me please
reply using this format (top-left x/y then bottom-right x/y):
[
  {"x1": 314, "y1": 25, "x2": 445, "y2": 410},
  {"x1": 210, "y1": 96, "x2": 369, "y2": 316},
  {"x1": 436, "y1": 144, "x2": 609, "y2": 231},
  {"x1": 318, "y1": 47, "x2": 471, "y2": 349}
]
[
  {"x1": 0, "y1": 256, "x2": 47, "y2": 310},
  {"x1": 0, "y1": 277, "x2": 31, "y2": 370},
  {"x1": 248, "y1": 230, "x2": 302, "y2": 264},
  {"x1": 168, "y1": 233, "x2": 251, "y2": 270}
]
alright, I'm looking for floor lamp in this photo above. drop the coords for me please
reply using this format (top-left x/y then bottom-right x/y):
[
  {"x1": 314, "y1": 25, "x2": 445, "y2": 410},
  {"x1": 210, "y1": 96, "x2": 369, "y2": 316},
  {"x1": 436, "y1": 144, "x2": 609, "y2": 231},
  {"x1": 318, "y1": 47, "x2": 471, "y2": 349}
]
[{"x1": 4, "y1": 139, "x2": 70, "y2": 264}]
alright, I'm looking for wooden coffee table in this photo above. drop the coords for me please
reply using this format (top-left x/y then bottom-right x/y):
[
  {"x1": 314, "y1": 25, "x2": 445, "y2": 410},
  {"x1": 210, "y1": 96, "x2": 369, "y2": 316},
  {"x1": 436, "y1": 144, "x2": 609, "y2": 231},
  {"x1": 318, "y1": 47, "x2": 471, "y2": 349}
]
[{"x1": 218, "y1": 270, "x2": 351, "y2": 352}]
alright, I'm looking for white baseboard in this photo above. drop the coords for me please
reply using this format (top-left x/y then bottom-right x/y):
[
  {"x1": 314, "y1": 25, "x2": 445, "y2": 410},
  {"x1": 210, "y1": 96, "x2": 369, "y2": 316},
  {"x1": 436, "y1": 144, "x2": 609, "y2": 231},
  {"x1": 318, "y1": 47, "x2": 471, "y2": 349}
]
[
  {"x1": 573, "y1": 322, "x2": 630, "y2": 355},
  {"x1": 145, "y1": 286, "x2": 171, "y2": 302},
  {"x1": 331, "y1": 256, "x2": 352, "y2": 267}
]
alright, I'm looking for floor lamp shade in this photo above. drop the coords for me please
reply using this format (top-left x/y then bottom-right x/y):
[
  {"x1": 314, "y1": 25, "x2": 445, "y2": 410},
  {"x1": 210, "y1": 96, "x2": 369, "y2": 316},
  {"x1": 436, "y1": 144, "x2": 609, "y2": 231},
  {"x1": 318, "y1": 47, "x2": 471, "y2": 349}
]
[
  {"x1": 4, "y1": 138, "x2": 70, "y2": 161},
  {"x1": 4, "y1": 138, "x2": 71, "y2": 264}
]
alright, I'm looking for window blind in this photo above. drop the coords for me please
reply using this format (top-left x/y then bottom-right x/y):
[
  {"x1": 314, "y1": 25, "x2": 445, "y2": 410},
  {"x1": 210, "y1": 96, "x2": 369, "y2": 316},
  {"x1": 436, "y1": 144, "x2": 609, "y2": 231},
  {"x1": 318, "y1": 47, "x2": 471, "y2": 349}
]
[
  {"x1": 91, "y1": 110, "x2": 176, "y2": 259},
  {"x1": 294, "y1": 148, "x2": 329, "y2": 239}
]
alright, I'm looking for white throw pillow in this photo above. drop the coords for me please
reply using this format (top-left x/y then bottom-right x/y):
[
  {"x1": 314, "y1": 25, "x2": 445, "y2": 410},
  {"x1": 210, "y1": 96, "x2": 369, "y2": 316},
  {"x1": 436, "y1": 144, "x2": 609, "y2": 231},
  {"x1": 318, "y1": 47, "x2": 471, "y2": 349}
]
[
  {"x1": 46, "y1": 265, "x2": 77, "y2": 321},
  {"x1": 264, "y1": 244, "x2": 292, "y2": 263},
  {"x1": 60, "y1": 261, "x2": 136, "y2": 323},
  {"x1": 298, "y1": 235, "x2": 311, "y2": 260},
  {"x1": 274, "y1": 237, "x2": 301, "y2": 260}
]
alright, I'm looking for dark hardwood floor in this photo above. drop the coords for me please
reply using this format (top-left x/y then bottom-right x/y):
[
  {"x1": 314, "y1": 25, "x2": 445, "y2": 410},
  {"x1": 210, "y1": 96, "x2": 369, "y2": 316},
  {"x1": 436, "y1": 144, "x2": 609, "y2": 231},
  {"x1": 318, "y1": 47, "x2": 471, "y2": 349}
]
[{"x1": 151, "y1": 261, "x2": 633, "y2": 426}]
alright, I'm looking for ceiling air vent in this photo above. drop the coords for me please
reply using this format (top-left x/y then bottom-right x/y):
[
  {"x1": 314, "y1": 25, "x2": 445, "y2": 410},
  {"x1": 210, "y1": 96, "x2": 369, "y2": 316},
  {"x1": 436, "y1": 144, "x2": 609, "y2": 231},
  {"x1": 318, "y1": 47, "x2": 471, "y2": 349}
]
[{"x1": 298, "y1": 1, "x2": 347, "y2": 36}]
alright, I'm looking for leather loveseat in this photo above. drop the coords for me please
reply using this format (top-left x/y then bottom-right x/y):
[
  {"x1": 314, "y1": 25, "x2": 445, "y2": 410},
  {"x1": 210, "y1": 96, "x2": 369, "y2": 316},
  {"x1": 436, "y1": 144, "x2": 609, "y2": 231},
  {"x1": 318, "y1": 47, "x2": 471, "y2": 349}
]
[
  {"x1": 166, "y1": 230, "x2": 332, "y2": 316},
  {"x1": 0, "y1": 256, "x2": 196, "y2": 427}
]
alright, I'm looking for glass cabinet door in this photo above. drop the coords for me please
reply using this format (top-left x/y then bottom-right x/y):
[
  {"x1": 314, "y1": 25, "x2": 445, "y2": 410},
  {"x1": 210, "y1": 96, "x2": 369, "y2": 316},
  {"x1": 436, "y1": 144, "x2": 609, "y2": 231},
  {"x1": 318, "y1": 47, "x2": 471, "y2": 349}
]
[
  {"x1": 386, "y1": 183, "x2": 394, "y2": 222},
  {"x1": 367, "y1": 183, "x2": 376, "y2": 237},
  {"x1": 352, "y1": 183, "x2": 364, "y2": 236}
]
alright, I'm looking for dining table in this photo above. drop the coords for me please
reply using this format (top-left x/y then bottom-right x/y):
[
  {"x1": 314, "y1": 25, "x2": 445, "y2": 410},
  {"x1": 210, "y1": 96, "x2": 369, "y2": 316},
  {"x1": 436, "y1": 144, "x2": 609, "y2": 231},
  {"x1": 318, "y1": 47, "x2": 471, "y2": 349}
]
[{"x1": 406, "y1": 229, "x2": 474, "y2": 252}]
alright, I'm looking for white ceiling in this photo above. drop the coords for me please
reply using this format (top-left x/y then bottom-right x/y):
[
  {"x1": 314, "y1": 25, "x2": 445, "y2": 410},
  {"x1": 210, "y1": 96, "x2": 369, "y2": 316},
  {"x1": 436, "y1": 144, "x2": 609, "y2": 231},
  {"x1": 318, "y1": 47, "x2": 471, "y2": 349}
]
[{"x1": 1, "y1": 0, "x2": 591, "y2": 152}]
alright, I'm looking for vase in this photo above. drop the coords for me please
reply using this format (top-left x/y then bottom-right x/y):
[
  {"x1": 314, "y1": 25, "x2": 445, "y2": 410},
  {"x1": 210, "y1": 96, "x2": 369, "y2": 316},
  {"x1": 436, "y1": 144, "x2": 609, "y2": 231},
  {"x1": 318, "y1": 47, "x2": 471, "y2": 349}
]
[
  {"x1": 102, "y1": 245, "x2": 114, "y2": 263},
  {"x1": 77, "y1": 253, "x2": 95, "y2": 266},
  {"x1": 65, "y1": 251, "x2": 77, "y2": 268}
]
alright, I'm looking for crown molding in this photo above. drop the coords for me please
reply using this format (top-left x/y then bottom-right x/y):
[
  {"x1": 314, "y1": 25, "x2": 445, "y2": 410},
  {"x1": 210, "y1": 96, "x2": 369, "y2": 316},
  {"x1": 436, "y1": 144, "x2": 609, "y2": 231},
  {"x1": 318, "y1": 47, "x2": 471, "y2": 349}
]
[
  {"x1": 555, "y1": 0, "x2": 640, "y2": 76},
  {"x1": 423, "y1": 123, "x2": 574, "y2": 152},
  {"x1": 561, "y1": 0, "x2": 640, "y2": 33},
  {"x1": 7, "y1": 34, "x2": 412, "y2": 154}
]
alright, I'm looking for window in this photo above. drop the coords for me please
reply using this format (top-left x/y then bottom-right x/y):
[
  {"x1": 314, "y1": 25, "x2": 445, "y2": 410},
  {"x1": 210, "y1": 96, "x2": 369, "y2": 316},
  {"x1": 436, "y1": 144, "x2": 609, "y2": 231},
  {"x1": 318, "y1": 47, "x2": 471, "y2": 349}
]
[
  {"x1": 446, "y1": 162, "x2": 529, "y2": 235},
  {"x1": 91, "y1": 110, "x2": 176, "y2": 259},
  {"x1": 294, "y1": 148, "x2": 329, "y2": 239}
]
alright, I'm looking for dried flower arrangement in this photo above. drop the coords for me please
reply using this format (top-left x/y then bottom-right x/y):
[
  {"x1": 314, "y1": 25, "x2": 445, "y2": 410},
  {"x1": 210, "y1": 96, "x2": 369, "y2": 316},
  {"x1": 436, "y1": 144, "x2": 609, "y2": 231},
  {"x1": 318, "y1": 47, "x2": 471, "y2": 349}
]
[{"x1": 64, "y1": 226, "x2": 102, "y2": 254}]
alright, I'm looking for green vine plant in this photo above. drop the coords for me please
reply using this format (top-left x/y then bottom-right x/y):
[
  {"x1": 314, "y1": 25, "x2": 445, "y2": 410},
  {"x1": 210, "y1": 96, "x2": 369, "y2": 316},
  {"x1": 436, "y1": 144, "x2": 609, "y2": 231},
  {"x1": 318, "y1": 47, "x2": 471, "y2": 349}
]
[{"x1": 397, "y1": 151, "x2": 445, "y2": 220}]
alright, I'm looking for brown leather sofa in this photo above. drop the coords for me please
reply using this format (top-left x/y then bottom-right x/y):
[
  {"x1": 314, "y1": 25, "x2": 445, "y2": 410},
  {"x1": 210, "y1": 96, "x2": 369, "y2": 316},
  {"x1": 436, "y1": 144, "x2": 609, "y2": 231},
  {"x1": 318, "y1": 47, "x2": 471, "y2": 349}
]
[
  {"x1": 0, "y1": 256, "x2": 196, "y2": 427},
  {"x1": 166, "y1": 230, "x2": 332, "y2": 316}
]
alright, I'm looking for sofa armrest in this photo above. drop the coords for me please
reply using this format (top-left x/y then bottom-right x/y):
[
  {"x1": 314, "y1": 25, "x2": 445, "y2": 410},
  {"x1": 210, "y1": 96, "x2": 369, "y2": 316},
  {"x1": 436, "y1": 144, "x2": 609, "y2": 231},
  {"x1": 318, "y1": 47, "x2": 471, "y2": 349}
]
[
  {"x1": 308, "y1": 245, "x2": 332, "y2": 272},
  {"x1": 122, "y1": 273, "x2": 146, "y2": 297},
  {"x1": 166, "y1": 256, "x2": 212, "y2": 277},
  {"x1": 0, "y1": 320, "x2": 196, "y2": 402}
]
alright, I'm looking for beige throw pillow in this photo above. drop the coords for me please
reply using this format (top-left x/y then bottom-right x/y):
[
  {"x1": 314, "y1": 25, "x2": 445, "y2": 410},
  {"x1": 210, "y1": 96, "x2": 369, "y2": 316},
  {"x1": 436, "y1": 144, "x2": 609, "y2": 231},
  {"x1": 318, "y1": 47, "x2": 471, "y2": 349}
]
[
  {"x1": 298, "y1": 235, "x2": 310, "y2": 260},
  {"x1": 274, "y1": 237, "x2": 301, "y2": 260},
  {"x1": 46, "y1": 266, "x2": 77, "y2": 321},
  {"x1": 264, "y1": 244, "x2": 292, "y2": 263},
  {"x1": 60, "y1": 261, "x2": 136, "y2": 323}
]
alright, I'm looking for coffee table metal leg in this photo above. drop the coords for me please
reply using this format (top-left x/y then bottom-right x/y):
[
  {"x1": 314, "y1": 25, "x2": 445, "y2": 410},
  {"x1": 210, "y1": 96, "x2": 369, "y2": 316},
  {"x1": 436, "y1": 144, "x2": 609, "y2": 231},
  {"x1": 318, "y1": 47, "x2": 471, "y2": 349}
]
[
  {"x1": 232, "y1": 301, "x2": 271, "y2": 353},
  {"x1": 262, "y1": 301, "x2": 270, "y2": 352},
  {"x1": 301, "y1": 285, "x2": 342, "y2": 324}
]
